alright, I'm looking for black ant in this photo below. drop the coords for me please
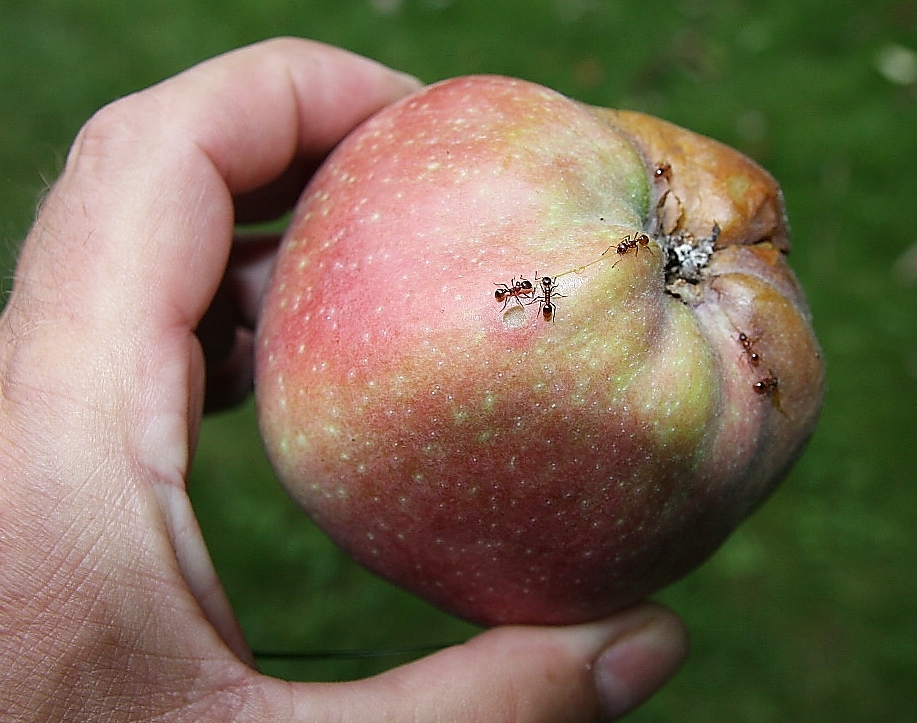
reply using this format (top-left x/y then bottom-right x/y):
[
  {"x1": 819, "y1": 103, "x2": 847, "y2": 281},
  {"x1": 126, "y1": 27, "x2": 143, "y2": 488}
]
[
  {"x1": 737, "y1": 332, "x2": 762, "y2": 367},
  {"x1": 528, "y1": 274, "x2": 565, "y2": 322},
  {"x1": 604, "y1": 232, "x2": 653, "y2": 268},
  {"x1": 495, "y1": 277, "x2": 535, "y2": 310}
]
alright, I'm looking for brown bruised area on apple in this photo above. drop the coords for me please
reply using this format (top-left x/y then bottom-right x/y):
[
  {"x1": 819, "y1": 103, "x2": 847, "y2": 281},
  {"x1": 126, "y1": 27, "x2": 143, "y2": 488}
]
[
  {"x1": 255, "y1": 76, "x2": 826, "y2": 626},
  {"x1": 596, "y1": 108, "x2": 791, "y2": 252}
]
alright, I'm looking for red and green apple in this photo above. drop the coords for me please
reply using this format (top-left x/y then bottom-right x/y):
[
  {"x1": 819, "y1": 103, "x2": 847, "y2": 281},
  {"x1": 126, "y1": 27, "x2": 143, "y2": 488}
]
[{"x1": 254, "y1": 76, "x2": 825, "y2": 626}]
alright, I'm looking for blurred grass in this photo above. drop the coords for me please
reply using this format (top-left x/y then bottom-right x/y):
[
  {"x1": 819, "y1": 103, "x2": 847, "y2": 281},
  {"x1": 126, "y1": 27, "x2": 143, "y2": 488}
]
[{"x1": 2, "y1": 0, "x2": 916, "y2": 719}]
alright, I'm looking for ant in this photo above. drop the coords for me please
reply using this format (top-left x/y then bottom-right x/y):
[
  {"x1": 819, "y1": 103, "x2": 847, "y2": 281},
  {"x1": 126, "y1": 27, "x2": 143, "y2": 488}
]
[
  {"x1": 737, "y1": 332, "x2": 762, "y2": 367},
  {"x1": 753, "y1": 374, "x2": 778, "y2": 397},
  {"x1": 495, "y1": 277, "x2": 535, "y2": 310},
  {"x1": 653, "y1": 162, "x2": 672, "y2": 182},
  {"x1": 528, "y1": 274, "x2": 565, "y2": 322},
  {"x1": 753, "y1": 371, "x2": 786, "y2": 416},
  {"x1": 604, "y1": 232, "x2": 653, "y2": 268}
]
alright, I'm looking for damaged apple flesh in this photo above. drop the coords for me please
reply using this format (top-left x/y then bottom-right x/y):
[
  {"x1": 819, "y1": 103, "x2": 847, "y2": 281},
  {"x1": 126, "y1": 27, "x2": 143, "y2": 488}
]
[{"x1": 255, "y1": 76, "x2": 826, "y2": 626}]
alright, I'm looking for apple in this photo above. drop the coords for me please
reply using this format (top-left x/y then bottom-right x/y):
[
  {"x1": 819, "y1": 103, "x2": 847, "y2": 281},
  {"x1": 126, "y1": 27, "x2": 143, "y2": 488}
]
[{"x1": 254, "y1": 75, "x2": 825, "y2": 626}]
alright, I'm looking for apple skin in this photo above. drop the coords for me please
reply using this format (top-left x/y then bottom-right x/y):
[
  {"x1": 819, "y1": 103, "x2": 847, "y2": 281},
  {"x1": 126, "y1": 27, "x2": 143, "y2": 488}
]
[{"x1": 255, "y1": 75, "x2": 825, "y2": 626}]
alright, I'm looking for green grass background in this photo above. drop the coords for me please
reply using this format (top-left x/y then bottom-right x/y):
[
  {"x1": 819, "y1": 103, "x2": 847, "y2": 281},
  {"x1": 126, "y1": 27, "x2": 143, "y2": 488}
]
[{"x1": 2, "y1": 0, "x2": 916, "y2": 720}]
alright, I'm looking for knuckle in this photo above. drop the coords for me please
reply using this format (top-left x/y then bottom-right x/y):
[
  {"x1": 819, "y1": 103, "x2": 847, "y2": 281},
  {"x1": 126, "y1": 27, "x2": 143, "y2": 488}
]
[{"x1": 67, "y1": 92, "x2": 163, "y2": 177}]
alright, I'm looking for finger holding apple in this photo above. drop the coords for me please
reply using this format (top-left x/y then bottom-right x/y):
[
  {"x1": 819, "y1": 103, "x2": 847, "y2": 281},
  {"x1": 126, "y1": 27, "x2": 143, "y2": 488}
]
[{"x1": 255, "y1": 75, "x2": 825, "y2": 626}]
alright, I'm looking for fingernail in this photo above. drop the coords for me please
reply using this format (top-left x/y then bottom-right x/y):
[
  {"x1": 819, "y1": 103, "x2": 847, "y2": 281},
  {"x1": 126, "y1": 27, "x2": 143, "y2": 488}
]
[{"x1": 593, "y1": 608, "x2": 689, "y2": 721}]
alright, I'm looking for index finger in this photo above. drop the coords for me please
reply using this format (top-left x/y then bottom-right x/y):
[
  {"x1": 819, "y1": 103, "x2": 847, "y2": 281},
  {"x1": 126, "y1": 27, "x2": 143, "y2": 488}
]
[
  {"x1": 3, "y1": 38, "x2": 420, "y2": 489},
  {"x1": 14, "y1": 37, "x2": 421, "y2": 333}
]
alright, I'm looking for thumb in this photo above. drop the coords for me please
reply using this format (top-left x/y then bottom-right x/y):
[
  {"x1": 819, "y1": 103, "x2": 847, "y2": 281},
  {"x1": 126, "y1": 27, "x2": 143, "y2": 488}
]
[{"x1": 292, "y1": 602, "x2": 687, "y2": 722}]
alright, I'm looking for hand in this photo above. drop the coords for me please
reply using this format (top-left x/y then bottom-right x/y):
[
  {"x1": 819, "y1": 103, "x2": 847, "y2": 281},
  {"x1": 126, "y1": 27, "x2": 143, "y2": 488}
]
[{"x1": 0, "y1": 38, "x2": 687, "y2": 722}]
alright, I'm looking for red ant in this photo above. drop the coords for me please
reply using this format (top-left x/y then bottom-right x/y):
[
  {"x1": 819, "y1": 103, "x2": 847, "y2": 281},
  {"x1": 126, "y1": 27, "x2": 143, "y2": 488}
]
[
  {"x1": 753, "y1": 374, "x2": 778, "y2": 396},
  {"x1": 495, "y1": 277, "x2": 535, "y2": 310},
  {"x1": 753, "y1": 371, "x2": 786, "y2": 415},
  {"x1": 604, "y1": 232, "x2": 653, "y2": 268},
  {"x1": 737, "y1": 332, "x2": 762, "y2": 367},
  {"x1": 528, "y1": 274, "x2": 565, "y2": 322},
  {"x1": 653, "y1": 162, "x2": 672, "y2": 182}
]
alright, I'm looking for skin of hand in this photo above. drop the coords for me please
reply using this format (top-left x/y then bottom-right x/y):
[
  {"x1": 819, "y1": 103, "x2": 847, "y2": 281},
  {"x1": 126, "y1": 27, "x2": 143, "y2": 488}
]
[{"x1": 0, "y1": 38, "x2": 688, "y2": 722}]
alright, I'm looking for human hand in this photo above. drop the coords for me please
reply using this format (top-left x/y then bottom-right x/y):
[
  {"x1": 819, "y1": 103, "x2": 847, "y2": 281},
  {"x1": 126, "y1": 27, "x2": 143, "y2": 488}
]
[{"x1": 0, "y1": 38, "x2": 687, "y2": 722}]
